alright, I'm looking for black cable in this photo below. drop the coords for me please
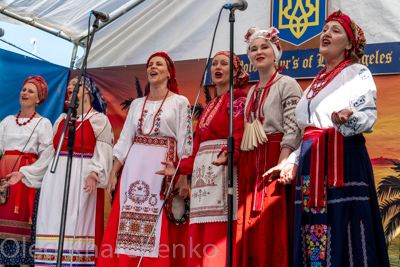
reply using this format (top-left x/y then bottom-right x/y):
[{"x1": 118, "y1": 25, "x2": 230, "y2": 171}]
[{"x1": 190, "y1": 6, "x2": 224, "y2": 118}]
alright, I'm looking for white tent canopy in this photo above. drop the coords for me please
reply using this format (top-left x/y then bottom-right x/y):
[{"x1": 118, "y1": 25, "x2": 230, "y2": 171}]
[{"x1": 1, "y1": 0, "x2": 400, "y2": 68}]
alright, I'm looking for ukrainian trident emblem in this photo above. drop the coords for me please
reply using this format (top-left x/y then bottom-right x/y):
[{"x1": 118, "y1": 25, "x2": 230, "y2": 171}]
[{"x1": 272, "y1": 0, "x2": 327, "y2": 46}]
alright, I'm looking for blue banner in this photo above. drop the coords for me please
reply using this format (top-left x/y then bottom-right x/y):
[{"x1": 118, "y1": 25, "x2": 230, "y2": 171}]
[
  {"x1": 205, "y1": 42, "x2": 400, "y2": 84},
  {"x1": 0, "y1": 48, "x2": 69, "y2": 123}
]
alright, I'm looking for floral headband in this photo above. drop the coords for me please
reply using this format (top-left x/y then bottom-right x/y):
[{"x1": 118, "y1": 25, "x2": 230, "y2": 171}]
[{"x1": 244, "y1": 26, "x2": 282, "y2": 63}]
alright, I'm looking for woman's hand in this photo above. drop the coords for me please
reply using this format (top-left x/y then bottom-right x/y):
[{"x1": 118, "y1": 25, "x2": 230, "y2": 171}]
[
  {"x1": 263, "y1": 147, "x2": 294, "y2": 184},
  {"x1": 331, "y1": 109, "x2": 353, "y2": 125},
  {"x1": 262, "y1": 163, "x2": 285, "y2": 182},
  {"x1": 212, "y1": 150, "x2": 228, "y2": 166},
  {"x1": 1, "y1": 172, "x2": 24, "y2": 189},
  {"x1": 277, "y1": 163, "x2": 298, "y2": 185},
  {"x1": 155, "y1": 161, "x2": 176, "y2": 177},
  {"x1": 262, "y1": 163, "x2": 298, "y2": 185},
  {"x1": 174, "y1": 175, "x2": 189, "y2": 198},
  {"x1": 84, "y1": 172, "x2": 99, "y2": 195},
  {"x1": 106, "y1": 172, "x2": 118, "y2": 202}
]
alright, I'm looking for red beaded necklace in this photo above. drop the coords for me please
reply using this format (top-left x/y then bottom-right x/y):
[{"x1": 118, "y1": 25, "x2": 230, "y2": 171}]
[
  {"x1": 16, "y1": 110, "x2": 37, "y2": 126},
  {"x1": 138, "y1": 90, "x2": 169, "y2": 136},
  {"x1": 306, "y1": 59, "x2": 352, "y2": 100}
]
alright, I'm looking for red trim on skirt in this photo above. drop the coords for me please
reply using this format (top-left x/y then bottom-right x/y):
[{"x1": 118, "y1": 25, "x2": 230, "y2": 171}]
[{"x1": 187, "y1": 221, "x2": 237, "y2": 267}]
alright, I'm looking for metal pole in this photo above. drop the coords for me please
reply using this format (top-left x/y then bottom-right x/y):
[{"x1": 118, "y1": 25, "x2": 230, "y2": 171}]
[
  {"x1": 54, "y1": 18, "x2": 99, "y2": 267},
  {"x1": 76, "y1": 0, "x2": 146, "y2": 42},
  {"x1": 227, "y1": 9, "x2": 235, "y2": 267},
  {"x1": 69, "y1": 43, "x2": 79, "y2": 69},
  {"x1": 0, "y1": 6, "x2": 81, "y2": 46},
  {"x1": 56, "y1": 108, "x2": 76, "y2": 267}
]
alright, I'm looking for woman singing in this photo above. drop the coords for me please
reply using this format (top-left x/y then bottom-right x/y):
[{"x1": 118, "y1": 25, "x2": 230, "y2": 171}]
[{"x1": 98, "y1": 52, "x2": 193, "y2": 267}]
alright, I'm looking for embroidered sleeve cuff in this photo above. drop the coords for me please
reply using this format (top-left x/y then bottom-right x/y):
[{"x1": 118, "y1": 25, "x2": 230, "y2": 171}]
[
  {"x1": 280, "y1": 136, "x2": 301, "y2": 152},
  {"x1": 280, "y1": 144, "x2": 296, "y2": 151}
]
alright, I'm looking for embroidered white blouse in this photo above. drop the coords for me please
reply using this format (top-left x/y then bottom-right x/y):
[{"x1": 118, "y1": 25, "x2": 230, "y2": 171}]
[
  {"x1": 288, "y1": 63, "x2": 377, "y2": 165},
  {"x1": 20, "y1": 111, "x2": 114, "y2": 188},
  {"x1": 0, "y1": 115, "x2": 53, "y2": 156},
  {"x1": 113, "y1": 94, "x2": 193, "y2": 164}
]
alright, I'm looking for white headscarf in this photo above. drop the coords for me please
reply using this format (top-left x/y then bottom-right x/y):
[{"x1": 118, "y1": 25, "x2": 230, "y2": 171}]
[{"x1": 244, "y1": 26, "x2": 282, "y2": 64}]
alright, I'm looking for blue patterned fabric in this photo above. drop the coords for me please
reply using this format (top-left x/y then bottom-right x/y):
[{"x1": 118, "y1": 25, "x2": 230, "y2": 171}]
[
  {"x1": 293, "y1": 135, "x2": 389, "y2": 267},
  {"x1": 77, "y1": 75, "x2": 107, "y2": 114},
  {"x1": 0, "y1": 189, "x2": 40, "y2": 265}
]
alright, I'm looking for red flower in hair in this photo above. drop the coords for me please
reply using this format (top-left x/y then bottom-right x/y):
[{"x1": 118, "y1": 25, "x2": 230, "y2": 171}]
[{"x1": 244, "y1": 28, "x2": 253, "y2": 43}]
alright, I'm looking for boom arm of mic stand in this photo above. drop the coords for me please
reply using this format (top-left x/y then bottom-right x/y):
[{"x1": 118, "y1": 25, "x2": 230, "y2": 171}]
[{"x1": 50, "y1": 93, "x2": 78, "y2": 173}]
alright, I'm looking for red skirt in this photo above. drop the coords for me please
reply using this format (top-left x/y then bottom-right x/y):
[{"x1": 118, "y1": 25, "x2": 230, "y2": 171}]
[
  {"x1": 0, "y1": 151, "x2": 37, "y2": 242},
  {"x1": 236, "y1": 134, "x2": 294, "y2": 267},
  {"x1": 187, "y1": 221, "x2": 237, "y2": 267},
  {"x1": 97, "y1": 180, "x2": 188, "y2": 267}
]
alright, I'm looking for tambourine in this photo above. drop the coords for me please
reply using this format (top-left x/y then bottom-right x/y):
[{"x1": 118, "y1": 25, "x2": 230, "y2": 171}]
[
  {"x1": 164, "y1": 190, "x2": 190, "y2": 225},
  {"x1": 0, "y1": 178, "x2": 10, "y2": 205}
]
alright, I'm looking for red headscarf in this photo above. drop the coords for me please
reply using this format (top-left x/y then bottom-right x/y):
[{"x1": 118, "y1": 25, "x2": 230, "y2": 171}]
[
  {"x1": 213, "y1": 51, "x2": 250, "y2": 89},
  {"x1": 325, "y1": 10, "x2": 366, "y2": 59},
  {"x1": 23, "y1": 75, "x2": 48, "y2": 104},
  {"x1": 146, "y1": 52, "x2": 179, "y2": 94}
]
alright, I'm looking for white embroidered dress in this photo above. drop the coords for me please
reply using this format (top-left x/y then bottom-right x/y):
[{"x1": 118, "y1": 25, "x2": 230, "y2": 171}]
[
  {"x1": 113, "y1": 94, "x2": 192, "y2": 258},
  {"x1": 20, "y1": 111, "x2": 113, "y2": 267}
]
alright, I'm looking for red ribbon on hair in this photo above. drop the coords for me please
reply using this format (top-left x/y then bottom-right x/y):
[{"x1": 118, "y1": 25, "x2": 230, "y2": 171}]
[{"x1": 304, "y1": 127, "x2": 344, "y2": 208}]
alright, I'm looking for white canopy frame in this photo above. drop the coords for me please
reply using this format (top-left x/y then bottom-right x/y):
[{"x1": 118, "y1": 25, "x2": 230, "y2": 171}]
[
  {"x1": 0, "y1": 0, "x2": 146, "y2": 68},
  {"x1": 0, "y1": 0, "x2": 399, "y2": 68}
]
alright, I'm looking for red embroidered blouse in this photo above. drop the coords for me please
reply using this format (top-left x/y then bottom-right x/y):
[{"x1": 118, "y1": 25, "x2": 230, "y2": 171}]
[{"x1": 177, "y1": 90, "x2": 246, "y2": 175}]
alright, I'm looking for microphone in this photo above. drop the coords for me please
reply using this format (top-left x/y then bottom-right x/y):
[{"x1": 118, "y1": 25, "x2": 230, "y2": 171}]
[
  {"x1": 91, "y1": 10, "x2": 110, "y2": 22},
  {"x1": 0, "y1": 28, "x2": 4, "y2": 37},
  {"x1": 223, "y1": 0, "x2": 248, "y2": 11}
]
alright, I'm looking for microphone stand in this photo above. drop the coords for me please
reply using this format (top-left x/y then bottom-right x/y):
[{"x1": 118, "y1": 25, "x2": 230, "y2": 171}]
[
  {"x1": 227, "y1": 9, "x2": 235, "y2": 267},
  {"x1": 50, "y1": 17, "x2": 100, "y2": 267}
]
